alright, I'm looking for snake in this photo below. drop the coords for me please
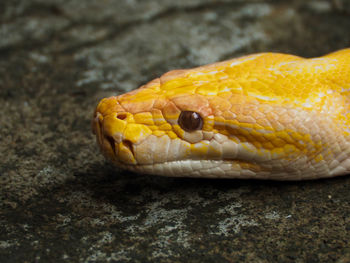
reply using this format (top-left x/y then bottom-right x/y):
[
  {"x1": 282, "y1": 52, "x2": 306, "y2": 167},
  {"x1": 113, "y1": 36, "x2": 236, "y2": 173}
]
[{"x1": 92, "y1": 48, "x2": 350, "y2": 180}]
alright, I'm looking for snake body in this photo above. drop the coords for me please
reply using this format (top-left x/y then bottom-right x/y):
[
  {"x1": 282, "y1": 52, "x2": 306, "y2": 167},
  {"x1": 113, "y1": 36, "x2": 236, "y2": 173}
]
[{"x1": 93, "y1": 48, "x2": 350, "y2": 180}]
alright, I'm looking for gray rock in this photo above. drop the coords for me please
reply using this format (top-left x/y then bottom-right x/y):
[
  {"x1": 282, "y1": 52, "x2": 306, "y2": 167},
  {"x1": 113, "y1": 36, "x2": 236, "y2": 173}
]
[{"x1": 1, "y1": 0, "x2": 350, "y2": 262}]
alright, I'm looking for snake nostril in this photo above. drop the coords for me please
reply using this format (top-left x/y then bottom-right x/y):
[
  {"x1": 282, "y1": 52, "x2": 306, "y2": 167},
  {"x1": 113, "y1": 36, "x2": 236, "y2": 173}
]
[
  {"x1": 122, "y1": 140, "x2": 134, "y2": 155},
  {"x1": 116, "y1": 113, "x2": 127, "y2": 120}
]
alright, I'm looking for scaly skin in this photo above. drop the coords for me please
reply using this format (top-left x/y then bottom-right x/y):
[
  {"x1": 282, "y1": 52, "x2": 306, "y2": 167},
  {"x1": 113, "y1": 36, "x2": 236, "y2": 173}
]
[{"x1": 92, "y1": 48, "x2": 350, "y2": 180}]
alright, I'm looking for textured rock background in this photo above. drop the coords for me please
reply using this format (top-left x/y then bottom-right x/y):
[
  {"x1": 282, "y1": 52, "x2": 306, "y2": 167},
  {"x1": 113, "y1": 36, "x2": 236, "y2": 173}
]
[{"x1": 1, "y1": 0, "x2": 350, "y2": 262}]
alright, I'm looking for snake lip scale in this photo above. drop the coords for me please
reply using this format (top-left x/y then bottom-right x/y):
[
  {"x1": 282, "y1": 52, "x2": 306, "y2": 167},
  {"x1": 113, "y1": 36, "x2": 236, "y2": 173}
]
[{"x1": 93, "y1": 48, "x2": 350, "y2": 180}]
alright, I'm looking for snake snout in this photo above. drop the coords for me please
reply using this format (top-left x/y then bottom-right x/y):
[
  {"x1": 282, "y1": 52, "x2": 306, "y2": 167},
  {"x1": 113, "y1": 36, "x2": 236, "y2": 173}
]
[{"x1": 92, "y1": 107, "x2": 139, "y2": 164}]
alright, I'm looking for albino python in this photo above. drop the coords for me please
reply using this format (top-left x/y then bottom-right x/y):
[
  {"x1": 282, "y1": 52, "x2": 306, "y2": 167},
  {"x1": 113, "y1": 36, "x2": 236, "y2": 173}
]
[{"x1": 92, "y1": 48, "x2": 350, "y2": 180}]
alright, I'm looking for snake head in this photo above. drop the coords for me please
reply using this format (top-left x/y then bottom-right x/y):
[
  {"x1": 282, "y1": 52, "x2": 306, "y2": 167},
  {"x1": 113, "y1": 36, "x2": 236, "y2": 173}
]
[{"x1": 93, "y1": 49, "x2": 350, "y2": 180}]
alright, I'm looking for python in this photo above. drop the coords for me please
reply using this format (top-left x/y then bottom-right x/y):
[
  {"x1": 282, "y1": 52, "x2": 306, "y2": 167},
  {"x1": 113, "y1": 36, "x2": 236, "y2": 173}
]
[{"x1": 92, "y1": 48, "x2": 350, "y2": 180}]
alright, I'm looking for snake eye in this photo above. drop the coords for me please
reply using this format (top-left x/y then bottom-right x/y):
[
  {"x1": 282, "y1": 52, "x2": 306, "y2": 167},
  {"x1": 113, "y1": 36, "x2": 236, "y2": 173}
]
[{"x1": 178, "y1": 111, "x2": 203, "y2": 132}]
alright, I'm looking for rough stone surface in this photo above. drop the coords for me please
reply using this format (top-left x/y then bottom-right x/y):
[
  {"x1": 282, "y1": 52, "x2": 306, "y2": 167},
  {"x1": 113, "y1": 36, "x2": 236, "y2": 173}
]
[{"x1": 1, "y1": 0, "x2": 350, "y2": 262}]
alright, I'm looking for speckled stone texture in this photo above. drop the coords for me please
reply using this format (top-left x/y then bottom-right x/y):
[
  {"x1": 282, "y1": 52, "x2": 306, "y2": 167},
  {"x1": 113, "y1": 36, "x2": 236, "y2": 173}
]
[{"x1": 1, "y1": 0, "x2": 350, "y2": 262}]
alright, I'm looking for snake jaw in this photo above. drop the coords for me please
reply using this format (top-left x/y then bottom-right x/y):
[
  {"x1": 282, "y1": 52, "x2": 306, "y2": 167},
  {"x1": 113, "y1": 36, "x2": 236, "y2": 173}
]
[
  {"x1": 93, "y1": 109, "x2": 269, "y2": 178},
  {"x1": 92, "y1": 105, "x2": 340, "y2": 180},
  {"x1": 92, "y1": 94, "x2": 327, "y2": 179}
]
